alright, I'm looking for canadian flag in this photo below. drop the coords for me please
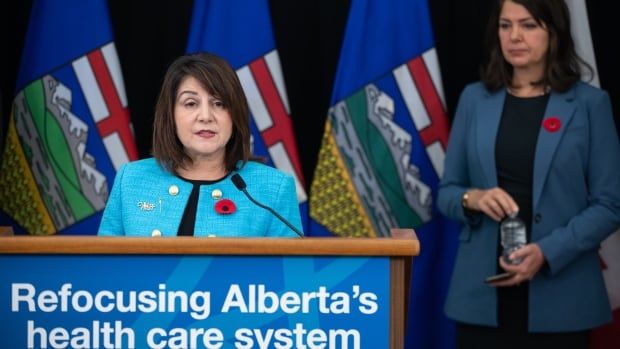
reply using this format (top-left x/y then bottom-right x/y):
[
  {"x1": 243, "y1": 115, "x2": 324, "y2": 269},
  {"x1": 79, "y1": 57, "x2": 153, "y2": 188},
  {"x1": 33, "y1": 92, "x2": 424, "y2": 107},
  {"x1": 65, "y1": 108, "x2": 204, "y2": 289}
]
[{"x1": 566, "y1": 1, "x2": 620, "y2": 347}]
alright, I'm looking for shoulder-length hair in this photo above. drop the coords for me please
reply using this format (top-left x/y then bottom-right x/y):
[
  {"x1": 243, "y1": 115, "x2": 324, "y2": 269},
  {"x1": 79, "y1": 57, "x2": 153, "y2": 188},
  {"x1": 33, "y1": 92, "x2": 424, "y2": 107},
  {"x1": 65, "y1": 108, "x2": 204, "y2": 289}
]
[
  {"x1": 480, "y1": 0, "x2": 592, "y2": 92},
  {"x1": 152, "y1": 52, "x2": 252, "y2": 173}
]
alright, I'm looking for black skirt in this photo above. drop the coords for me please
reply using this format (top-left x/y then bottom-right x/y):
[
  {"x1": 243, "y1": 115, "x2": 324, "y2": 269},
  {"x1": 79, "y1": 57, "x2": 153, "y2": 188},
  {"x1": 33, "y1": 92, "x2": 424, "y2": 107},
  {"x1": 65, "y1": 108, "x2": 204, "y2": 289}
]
[{"x1": 456, "y1": 321, "x2": 589, "y2": 349}]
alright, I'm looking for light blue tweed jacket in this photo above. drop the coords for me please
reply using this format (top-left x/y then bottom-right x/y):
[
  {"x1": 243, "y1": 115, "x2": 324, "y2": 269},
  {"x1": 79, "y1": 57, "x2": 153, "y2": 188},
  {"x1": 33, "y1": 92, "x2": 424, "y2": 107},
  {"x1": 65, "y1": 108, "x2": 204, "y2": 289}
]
[{"x1": 98, "y1": 158, "x2": 303, "y2": 237}]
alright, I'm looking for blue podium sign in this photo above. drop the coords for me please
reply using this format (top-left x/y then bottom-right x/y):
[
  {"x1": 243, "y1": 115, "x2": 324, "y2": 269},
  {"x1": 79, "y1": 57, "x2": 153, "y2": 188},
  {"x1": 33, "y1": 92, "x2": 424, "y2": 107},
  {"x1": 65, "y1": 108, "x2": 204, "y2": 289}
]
[{"x1": 1, "y1": 254, "x2": 389, "y2": 349}]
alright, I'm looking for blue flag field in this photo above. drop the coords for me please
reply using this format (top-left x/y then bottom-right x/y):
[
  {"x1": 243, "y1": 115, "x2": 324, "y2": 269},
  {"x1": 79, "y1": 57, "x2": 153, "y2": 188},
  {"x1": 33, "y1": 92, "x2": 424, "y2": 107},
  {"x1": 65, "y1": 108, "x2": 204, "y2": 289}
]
[{"x1": 308, "y1": 0, "x2": 460, "y2": 347}]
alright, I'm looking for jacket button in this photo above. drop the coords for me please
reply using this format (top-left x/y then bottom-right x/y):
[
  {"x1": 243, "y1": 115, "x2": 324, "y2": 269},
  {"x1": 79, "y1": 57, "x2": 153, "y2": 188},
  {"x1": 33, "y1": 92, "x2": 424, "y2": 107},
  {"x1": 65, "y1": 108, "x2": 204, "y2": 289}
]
[
  {"x1": 534, "y1": 214, "x2": 542, "y2": 223},
  {"x1": 168, "y1": 185, "x2": 179, "y2": 196}
]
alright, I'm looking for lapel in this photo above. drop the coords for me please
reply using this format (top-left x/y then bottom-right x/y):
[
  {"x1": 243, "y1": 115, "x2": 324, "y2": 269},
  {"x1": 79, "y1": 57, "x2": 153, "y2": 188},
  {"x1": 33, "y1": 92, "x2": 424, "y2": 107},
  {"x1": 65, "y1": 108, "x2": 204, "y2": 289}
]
[
  {"x1": 532, "y1": 88, "x2": 576, "y2": 208},
  {"x1": 476, "y1": 89, "x2": 506, "y2": 188}
]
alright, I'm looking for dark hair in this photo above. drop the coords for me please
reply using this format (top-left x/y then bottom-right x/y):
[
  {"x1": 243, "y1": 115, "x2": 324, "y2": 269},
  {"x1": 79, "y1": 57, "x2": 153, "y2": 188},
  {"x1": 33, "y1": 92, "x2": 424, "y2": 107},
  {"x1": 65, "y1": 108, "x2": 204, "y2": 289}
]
[
  {"x1": 152, "y1": 52, "x2": 252, "y2": 173},
  {"x1": 480, "y1": 0, "x2": 592, "y2": 92}
]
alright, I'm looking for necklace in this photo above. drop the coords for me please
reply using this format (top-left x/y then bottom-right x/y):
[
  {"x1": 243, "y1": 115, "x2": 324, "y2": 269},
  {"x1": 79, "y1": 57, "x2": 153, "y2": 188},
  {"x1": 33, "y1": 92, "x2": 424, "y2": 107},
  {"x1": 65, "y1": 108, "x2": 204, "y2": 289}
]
[{"x1": 506, "y1": 85, "x2": 550, "y2": 97}]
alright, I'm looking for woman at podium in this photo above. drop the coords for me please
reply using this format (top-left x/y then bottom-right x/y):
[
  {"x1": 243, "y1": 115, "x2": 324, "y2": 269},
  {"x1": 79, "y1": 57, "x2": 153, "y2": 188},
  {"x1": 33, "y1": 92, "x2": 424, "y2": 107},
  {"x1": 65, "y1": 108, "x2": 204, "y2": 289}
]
[{"x1": 98, "y1": 52, "x2": 303, "y2": 238}]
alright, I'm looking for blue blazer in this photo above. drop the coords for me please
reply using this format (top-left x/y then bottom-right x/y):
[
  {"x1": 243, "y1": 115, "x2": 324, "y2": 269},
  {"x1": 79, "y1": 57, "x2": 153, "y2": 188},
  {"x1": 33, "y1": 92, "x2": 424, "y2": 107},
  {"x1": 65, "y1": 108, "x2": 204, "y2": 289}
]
[
  {"x1": 437, "y1": 81, "x2": 620, "y2": 332},
  {"x1": 98, "y1": 158, "x2": 303, "y2": 237}
]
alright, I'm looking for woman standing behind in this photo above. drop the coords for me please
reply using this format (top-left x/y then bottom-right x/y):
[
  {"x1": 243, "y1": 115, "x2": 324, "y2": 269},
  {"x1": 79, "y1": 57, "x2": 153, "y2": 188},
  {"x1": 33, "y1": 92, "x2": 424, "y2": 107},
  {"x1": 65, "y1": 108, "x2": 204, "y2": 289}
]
[
  {"x1": 438, "y1": 0, "x2": 620, "y2": 347},
  {"x1": 98, "y1": 52, "x2": 303, "y2": 237}
]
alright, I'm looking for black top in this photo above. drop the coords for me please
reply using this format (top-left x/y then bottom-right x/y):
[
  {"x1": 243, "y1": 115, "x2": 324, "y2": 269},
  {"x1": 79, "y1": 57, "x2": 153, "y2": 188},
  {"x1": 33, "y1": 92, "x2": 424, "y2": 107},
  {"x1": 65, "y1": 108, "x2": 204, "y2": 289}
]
[
  {"x1": 177, "y1": 174, "x2": 228, "y2": 236},
  {"x1": 494, "y1": 92, "x2": 549, "y2": 332}
]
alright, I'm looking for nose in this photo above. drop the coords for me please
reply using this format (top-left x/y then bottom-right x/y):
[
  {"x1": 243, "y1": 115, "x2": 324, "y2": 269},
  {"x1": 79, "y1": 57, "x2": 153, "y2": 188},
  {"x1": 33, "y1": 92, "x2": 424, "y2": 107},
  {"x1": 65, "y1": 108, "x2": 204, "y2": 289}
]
[
  {"x1": 510, "y1": 27, "x2": 522, "y2": 42},
  {"x1": 197, "y1": 103, "x2": 215, "y2": 123}
]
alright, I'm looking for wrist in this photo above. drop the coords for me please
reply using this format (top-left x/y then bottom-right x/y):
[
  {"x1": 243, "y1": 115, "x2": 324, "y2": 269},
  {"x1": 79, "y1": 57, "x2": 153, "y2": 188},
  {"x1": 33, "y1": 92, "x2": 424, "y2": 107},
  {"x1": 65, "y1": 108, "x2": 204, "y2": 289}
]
[{"x1": 462, "y1": 190, "x2": 471, "y2": 209}]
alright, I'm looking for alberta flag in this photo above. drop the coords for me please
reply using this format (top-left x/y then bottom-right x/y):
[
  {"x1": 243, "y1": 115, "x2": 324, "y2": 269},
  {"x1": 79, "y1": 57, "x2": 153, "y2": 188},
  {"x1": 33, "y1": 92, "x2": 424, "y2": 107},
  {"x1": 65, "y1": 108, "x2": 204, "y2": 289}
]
[
  {"x1": 0, "y1": 0, "x2": 138, "y2": 235},
  {"x1": 186, "y1": 0, "x2": 307, "y2": 229},
  {"x1": 308, "y1": 0, "x2": 459, "y2": 348}
]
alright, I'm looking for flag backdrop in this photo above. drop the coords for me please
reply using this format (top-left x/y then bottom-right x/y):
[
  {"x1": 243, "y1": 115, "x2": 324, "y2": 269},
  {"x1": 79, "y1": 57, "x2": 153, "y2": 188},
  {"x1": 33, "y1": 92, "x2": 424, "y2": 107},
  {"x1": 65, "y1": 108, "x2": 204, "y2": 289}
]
[
  {"x1": 566, "y1": 1, "x2": 620, "y2": 347},
  {"x1": 0, "y1": 0, "x2": 137, "y2": 235},
  {"x1": 308, "y1": 0, "x2": 459, "y2": 348},
  {"x1": 186, "y1": 0, "x2": 308, "y2": 229}
]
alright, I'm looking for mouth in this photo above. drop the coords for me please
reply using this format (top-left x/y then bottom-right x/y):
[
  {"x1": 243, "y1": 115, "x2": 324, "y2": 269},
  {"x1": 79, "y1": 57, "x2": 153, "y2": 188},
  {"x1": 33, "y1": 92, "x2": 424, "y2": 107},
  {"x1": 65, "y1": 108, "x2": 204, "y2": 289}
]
[
  {"x1": 195, "y1": 130, "x2": 216, "y2": 137},
  {"x1": 508, "y1": 49, "x2": 528, "y2": 55}
]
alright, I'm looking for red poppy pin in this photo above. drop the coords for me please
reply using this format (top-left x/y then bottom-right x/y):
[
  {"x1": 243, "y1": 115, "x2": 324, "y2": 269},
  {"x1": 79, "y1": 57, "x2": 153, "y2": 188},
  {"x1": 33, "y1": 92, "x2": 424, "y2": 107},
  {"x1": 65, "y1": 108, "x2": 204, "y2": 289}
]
[
  {"x1": 215, "y1": 199, "x2": 236, "y2": 215},
  {"x1": 543, "y1": 116, "x2": 561, "y2": 133}
]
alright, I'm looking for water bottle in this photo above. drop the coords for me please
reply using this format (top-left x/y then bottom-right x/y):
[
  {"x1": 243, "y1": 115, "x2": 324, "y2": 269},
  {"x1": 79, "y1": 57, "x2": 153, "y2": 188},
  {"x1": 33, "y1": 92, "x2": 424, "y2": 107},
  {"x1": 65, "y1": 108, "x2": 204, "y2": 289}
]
[{"x1": 500, "y1": 213, "x2": 526, "y2": 265}]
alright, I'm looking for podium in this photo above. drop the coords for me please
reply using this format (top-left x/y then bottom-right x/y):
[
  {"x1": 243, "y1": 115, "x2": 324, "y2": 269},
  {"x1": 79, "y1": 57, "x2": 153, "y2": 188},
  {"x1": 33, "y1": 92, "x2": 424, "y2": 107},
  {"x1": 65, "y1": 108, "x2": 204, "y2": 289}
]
[{"x1": 1, "y1": 235, "x2": 418, "y2": 349}]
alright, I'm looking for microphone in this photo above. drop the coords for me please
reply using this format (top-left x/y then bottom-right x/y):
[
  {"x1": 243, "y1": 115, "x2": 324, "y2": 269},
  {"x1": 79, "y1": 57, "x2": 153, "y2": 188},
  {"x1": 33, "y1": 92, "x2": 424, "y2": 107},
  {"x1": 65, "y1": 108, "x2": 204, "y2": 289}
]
[{"x1": 231, "y1": 173, "x2": 304, "y2": 237}]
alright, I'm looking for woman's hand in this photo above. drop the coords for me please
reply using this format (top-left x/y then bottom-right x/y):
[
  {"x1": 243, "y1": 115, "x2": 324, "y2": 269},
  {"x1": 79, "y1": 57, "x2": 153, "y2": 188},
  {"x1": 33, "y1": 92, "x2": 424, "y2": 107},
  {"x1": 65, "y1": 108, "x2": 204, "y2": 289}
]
[
  {"x1": 490, "y1": 243, "x2": 546, "y2": 287},
  {"x1": 465, "y1": 187, "x2": 519, "y2": 221}
]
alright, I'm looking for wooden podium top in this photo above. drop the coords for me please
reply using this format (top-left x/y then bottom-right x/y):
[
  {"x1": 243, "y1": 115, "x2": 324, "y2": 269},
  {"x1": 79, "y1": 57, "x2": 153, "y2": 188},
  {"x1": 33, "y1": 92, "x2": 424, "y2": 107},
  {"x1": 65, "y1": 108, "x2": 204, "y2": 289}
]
[{"x1": 0, "y1": 235, "x2": 419, "y2": 256}]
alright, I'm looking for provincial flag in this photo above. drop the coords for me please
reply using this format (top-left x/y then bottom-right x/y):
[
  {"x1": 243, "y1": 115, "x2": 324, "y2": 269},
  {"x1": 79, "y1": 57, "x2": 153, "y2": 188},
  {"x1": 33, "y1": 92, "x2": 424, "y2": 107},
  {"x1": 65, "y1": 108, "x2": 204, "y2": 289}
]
[
  {"x1": 308, "y1": 0, "x2": 459, "y2": 348},
  {"x1": 566, "y1": 1, "x2": 620, "y2": 347},
  {"x1": 186, "y1": 0, "x2": 308, "y2": 227},
  {"x1": 0, "y1": 0, "x2": 138, "y2": 235}
]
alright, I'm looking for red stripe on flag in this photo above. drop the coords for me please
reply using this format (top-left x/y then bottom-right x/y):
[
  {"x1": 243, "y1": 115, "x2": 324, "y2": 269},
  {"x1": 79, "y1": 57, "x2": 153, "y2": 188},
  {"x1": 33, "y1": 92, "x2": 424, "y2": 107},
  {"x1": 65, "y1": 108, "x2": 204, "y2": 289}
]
[
  {"x1": 249, "y1": 58, "x2": 304, "y2": 184},
  {"x1": 407, "y1": 57, "x2": 449, "y2": 149},
  {"x1": 88, "y1": 50, "x2": 138, "y2": 161}
]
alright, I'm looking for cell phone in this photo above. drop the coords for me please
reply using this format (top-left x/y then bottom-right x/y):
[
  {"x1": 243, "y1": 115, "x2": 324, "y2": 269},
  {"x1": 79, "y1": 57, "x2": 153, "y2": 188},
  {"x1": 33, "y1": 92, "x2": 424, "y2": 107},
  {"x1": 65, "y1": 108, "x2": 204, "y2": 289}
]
[{"x1": 484, "y1": 272, "x2": 515, "y2": 284}]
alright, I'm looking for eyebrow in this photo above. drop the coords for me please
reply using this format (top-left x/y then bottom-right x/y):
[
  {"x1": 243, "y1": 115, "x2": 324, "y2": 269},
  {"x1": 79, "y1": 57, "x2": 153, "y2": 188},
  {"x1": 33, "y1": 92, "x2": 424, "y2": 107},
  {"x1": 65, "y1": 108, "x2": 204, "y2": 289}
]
[
  {"x1": 176, "y1": 90, "x2": 198, "y2": 101},
  {"x1": 499, "y1": 17, "x2": 536, "y2": 23}
]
